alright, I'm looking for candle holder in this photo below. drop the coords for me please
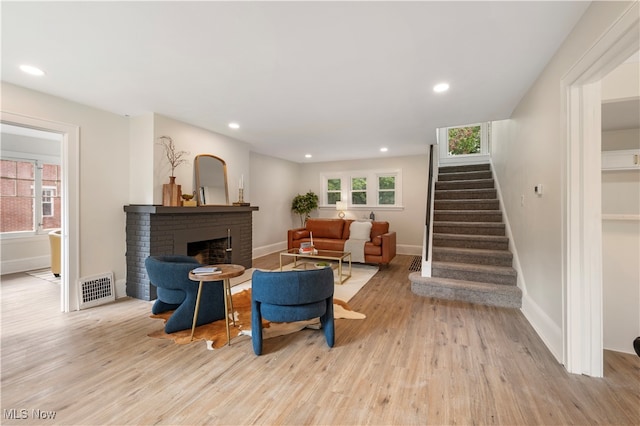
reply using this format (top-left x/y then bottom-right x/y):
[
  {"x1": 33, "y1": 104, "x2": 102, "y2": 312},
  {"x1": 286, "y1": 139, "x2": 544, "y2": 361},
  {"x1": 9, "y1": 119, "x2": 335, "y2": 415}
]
[{"x1": 233, "y1": 188, "x2": 250, "y2": 206}]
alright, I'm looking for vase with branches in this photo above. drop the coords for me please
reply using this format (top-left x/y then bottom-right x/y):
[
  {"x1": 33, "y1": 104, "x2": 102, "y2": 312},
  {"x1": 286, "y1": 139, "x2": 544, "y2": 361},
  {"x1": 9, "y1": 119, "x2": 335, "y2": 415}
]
[
  {"x1": 157, "y1": 136, "x2": 189, "y2": 206},
  {"x1": 157, "y1": 136, "x2": 189, "y2": 178}
]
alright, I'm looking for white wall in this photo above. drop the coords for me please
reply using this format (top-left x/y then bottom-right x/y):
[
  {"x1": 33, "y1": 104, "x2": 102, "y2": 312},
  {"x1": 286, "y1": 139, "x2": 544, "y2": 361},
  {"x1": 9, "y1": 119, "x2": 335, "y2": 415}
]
[
  {"x1": 250, "y1": 152, "x2": 301, "y2": 257},
  {"x1": 294, "y1": 154, "x2": 428, "y2": 255},
  {"x1": 602, "y1": 128, "x2": 640, "y2": 151},
  {"x1": 152, "y1": 114, "x2": 251, "y2": 205},
  {"x1": 248, "y1": 152, "x2": 429, "y2": 257},
  {"x1": 602, "y1": 218, "x2": 640, "y2": 354},
  {"x1": 602, "y1": 61, "x2": 640, "y2": 101},
  {"x1": 1, "y1": 82, "x2": 130, "y2": 297},
  {"x1": 602, "y1": 165, "x2": 640, "y2": 353},
  {"x1": 490, "y1": 2, "x2": 635, "y2": 360},
  {"x1": 129, "y1": 113, "x2": 154, "y2": 204}
]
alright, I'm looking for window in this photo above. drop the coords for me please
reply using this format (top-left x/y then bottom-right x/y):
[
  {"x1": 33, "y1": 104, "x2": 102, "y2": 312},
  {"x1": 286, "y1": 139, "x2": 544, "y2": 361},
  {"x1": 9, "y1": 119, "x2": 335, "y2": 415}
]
[
  {"x1": 448, "y1": 125, "x2": 481, "y2": 155},
  {"x1": 351, "y1": 177, "x2": 367, "y2": 205},
  {"x1": 378, "y1": 175, "x2": 395, "y2": 205},
  {"x1": 1, "y1": 158, "x2": 61, "y2": 234},
  {"x1": 439, "y1": 122, "x2": 490, "y2": 160},
  {"x1": 321, "y1": 169, "x2": 402, "y2": 208},
  {"x1": 327, "y1": 178, "x2": 341, "y2": 204},
  {"x1": 42, "y1": 187, "x2": 57, "y2": 217}
]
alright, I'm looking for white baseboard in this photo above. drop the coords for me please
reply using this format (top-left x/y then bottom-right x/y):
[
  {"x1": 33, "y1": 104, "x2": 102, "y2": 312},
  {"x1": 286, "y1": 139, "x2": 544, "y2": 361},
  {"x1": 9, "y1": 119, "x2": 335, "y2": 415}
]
[
  {"x1": 115, "y1": 278, "x2": 127, "y2": 299},
  {"x1": 1, "y1": 255, "x2": 50, "y2": 275},
  {"x1": 253, "y1": 241, "x2": 287, "y2": 259},
  {"x1": 491, "y1": 158, "x2": 563, "y2": 364},
  {"x1": 397, "y1": 244, "x2": 422, "y2": 256},
  {"x1": 521, "y1": 293, "x2": 563, "y2": 363}
]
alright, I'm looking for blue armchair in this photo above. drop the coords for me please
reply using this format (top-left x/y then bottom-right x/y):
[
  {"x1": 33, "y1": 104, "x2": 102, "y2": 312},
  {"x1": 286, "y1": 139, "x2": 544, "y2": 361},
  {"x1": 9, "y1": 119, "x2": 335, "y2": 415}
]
[
  {"x1": 145, "y1": 255, "x2": 226, "y2": 334},
  {"x1": 251, "y1": 267, "x2": 334, "y2": 355}
]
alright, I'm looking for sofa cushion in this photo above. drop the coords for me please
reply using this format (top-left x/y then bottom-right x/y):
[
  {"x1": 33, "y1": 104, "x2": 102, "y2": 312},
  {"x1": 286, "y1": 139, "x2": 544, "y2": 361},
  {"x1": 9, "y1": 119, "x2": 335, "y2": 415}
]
[
  {"x1": 372, "y1": 236, "x2": 382, "y2": 246},
  {"x1": 306, "y1": 218, "x2": 344, "y2": 239},
  {"x1": 342, "y1": 219, "x2": 354, "y2": 239},
  {"x1": 293, "y1": 230, "x2": 310, "y2": 239},
  {"x1": 349, "y1": 221, "x2": 372, "y2": 241},
  {"x1": 371, "y1": 221, "x2": 389, "y2": 239},
  {"x1": 313, "y1": 239, "x2": 346, "y2": 252},
  {"x1": 364, "y1": 242, "x2": 382, "y2": 256}
]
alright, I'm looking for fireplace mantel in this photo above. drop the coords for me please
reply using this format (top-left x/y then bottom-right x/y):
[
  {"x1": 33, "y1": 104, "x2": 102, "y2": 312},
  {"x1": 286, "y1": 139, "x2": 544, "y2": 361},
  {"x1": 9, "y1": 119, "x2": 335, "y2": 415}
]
[
  {"x1": 124, "y1": 204, "x2": 259, "y2": 214},
  {"x1": 124, "y1": 204, "x2": 258, "y2": 300}
]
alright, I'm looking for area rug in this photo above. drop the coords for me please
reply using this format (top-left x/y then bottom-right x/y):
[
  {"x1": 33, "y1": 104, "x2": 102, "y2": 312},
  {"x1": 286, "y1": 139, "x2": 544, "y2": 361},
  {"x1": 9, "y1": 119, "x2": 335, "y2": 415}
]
[{"x1": 148, "y1": 263, "x2": 378, "y2": 349}]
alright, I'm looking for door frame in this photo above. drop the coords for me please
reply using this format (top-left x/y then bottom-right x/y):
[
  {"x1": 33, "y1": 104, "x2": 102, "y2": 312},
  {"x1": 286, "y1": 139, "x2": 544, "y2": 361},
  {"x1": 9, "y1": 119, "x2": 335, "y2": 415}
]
[
  {"x1": 561, "y1": 2, "x2": 639, "y2": 377},
  {"x1": 1, "y1": 111, "x2": 80, "y2": 312}
]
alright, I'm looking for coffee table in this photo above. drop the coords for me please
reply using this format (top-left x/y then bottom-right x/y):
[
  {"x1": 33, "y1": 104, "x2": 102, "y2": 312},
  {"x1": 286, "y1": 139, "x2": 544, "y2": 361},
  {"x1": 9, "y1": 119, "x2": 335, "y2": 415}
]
[
  {"x1": 279, "y1": 249, "x2": 351, "y2": 284},
  {"x1": 188, "y1": 263, "x2": 245, "y2": 345}
]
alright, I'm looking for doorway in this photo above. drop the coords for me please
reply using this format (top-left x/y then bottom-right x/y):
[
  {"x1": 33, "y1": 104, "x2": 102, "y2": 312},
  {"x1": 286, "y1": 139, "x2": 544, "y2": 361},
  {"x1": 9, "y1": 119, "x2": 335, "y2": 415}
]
[
  {"x1": 600, "y1": 52, "x2": 640, "y2": 356},
  {"x1": 562, "y1": 3, "x2": 639, "y2": 377},
  {"x1": 1, "y1": 111, "x2": 80, "y2": 312}
]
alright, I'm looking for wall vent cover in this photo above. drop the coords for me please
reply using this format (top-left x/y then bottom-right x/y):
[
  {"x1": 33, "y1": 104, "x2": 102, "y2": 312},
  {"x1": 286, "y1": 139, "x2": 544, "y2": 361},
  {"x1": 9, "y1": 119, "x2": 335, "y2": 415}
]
[{"x1": 79, "y1": 272, "x2": 115, "y2": 309}]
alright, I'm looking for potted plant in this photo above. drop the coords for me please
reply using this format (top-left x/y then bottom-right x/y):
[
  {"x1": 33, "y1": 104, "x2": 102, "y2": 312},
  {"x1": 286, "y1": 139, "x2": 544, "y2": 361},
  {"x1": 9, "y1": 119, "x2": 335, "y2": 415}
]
[{"x1": 291, "y1": 191, "x2": 319, "y2": 227}]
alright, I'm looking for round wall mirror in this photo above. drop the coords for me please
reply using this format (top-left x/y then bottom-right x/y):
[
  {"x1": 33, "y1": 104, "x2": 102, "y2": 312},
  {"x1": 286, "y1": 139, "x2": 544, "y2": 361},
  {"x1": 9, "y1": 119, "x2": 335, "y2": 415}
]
[{"x1": 194, "y1": 154, "x2": 229, "y2": 205}]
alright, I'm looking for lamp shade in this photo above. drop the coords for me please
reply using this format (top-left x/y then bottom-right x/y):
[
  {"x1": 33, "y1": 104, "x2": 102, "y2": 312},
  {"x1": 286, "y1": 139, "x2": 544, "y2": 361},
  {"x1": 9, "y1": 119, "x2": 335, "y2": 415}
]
[{"x1": 335, "y1": 201, "x2": 347, "y2": 211}]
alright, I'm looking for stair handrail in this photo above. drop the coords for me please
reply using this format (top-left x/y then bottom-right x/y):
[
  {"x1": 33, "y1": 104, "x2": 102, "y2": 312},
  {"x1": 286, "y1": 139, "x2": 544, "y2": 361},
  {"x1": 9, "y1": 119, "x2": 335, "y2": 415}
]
[{"x1": 422, "y1": 143, "x2": 438, "y2": 277}]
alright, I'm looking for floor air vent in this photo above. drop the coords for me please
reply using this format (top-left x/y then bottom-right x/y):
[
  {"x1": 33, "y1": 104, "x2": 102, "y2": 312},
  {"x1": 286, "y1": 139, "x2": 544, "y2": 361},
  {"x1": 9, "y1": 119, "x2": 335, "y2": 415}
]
[
  {"x1": 409, "y1": 256, "x2": 422, "y2": 272},
  {"x1": 79, "y1": 272, "x2": 115, "y2": 309}
]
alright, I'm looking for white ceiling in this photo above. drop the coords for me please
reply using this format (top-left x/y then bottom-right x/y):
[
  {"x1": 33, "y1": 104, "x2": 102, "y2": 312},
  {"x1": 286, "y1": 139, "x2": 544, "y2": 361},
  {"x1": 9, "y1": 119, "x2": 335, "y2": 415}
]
[{"x1": 1, "y1": 1, "x2": 590, "y2": 163}]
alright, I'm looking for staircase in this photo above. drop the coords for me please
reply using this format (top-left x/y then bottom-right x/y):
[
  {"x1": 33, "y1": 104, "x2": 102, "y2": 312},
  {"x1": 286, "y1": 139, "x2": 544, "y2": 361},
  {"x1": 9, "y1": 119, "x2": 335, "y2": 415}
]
[{"x1": 410, "y1": 163, "x2": 522, "y2": 308}]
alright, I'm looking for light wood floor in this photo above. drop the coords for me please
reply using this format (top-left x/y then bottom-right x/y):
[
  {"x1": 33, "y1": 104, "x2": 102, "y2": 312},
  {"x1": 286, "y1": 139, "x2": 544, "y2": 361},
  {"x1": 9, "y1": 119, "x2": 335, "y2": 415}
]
[{"x1": 1, "y1": 254, "x2": 638, "y2": 425}]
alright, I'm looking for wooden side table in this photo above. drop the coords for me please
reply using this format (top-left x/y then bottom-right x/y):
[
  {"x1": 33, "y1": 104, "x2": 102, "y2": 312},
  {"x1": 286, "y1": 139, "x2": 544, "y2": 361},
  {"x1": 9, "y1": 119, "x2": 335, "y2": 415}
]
[{"x1": 188, "y1": 264, "x2": 245, "y2": 345}]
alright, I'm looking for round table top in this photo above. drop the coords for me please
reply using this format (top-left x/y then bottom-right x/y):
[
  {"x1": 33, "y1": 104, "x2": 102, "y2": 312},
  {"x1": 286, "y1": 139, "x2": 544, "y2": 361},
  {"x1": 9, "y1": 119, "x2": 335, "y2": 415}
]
[{"x1": 188, "y1": 264, "x2": 246, "y2": 281}]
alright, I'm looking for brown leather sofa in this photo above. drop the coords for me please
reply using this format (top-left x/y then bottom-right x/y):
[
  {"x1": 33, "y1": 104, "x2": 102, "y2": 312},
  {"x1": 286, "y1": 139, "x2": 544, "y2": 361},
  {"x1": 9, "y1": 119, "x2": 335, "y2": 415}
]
[{"x1": 287, "y1": 218, "x2": 396, "y2": 265}]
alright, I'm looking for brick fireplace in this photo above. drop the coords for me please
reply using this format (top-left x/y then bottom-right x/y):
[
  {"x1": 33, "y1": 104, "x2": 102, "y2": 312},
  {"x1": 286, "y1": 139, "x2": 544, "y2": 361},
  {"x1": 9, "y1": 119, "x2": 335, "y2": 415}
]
[{"x1": 124, "y1": 205, "x2": 258, "y2": 300}]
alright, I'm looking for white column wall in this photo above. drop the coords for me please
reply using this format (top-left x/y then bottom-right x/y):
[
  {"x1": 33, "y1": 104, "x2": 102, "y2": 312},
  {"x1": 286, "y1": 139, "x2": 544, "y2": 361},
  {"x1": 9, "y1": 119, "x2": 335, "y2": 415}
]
[
  {"x1": 1, "y1": 82, "x2": 129, "y2": 297},
  {"x1": 490, "y1": 1, "x2": 635, "y2": 360}
]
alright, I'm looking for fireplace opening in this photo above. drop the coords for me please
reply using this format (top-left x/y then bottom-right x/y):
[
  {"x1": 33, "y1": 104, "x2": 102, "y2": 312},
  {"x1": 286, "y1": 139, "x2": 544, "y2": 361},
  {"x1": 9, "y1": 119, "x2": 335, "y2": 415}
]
[{"x1": 187, "y1": 237, "x2": 231, "y2": 265}]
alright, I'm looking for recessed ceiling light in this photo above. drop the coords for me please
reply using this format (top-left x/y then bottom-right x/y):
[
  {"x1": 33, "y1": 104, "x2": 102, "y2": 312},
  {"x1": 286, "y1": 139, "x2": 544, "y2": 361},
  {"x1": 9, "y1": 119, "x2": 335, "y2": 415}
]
[
  {"x1": 19, "y1": 64, "x2": 45, "y2": 76},
  {"x1": 380, "y1": 147, "x2": 388, "y2": 152},
  {"x1": 305, "y1": 154, "x2": 312, "y2": 158},
  {"x1": 228, "y1": 122, "x2": 240, "y2": 129},
  {"x1": 433, "y1": 82, "x2": 449, "y2": 93}
]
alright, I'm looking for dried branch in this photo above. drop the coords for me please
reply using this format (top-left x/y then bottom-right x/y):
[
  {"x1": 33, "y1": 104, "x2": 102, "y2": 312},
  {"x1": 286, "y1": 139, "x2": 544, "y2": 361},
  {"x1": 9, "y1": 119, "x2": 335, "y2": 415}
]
[{"x1": 157, "y1": 136, "x2": 190, "y2": 176}]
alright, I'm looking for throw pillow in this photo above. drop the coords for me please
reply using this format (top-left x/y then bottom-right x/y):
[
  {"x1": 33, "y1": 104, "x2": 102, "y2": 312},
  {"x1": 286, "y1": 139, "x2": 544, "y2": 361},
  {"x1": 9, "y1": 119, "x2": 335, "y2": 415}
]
[{"x1": 349, "y1": 221, "x2": 372, "y2": 241}]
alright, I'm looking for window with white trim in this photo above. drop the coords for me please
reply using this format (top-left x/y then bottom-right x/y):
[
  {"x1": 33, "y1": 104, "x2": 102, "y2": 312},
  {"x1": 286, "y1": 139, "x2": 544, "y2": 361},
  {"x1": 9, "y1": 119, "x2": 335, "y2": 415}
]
[
  {"x1": 439, "y1": 122, "x2": 490, "y2": 161},
  {"x1": 0, "y1": 158, "x2": 61, "y2": 234},
  {"x1": 327, "y1": 178, "x2": 341, "y2": 204},
  {"x1": 351, "y1": 176, "x2": 367, "y2": 205},
  {"x1": 42, "y1": 186, "x2": 57, "y2": 217},
  {"x1": 377, "y1": 174, "x2": 396, "y2": 205},
  {"x1": 321, "y1": 169, "x2": 402, "y2": 208}
]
